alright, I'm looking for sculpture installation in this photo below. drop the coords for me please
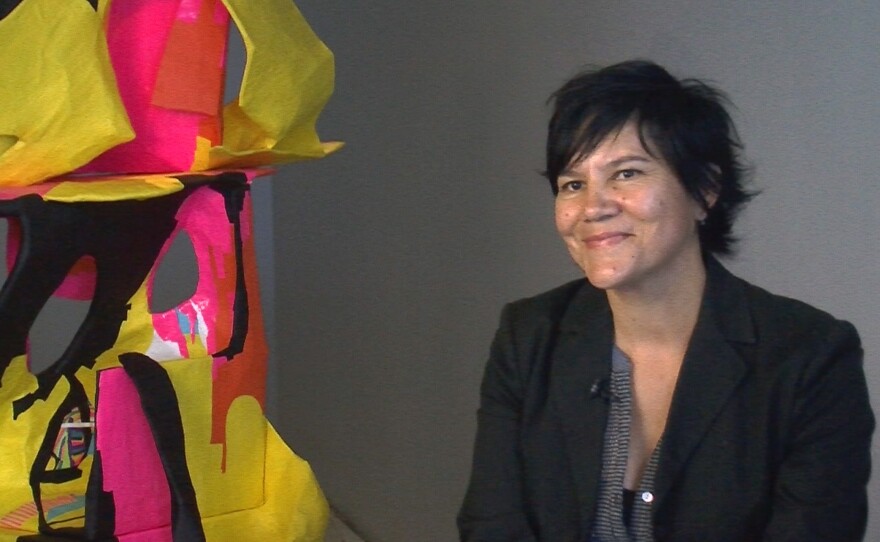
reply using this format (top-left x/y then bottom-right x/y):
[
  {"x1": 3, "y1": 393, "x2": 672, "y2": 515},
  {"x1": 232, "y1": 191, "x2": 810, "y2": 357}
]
[{"x1": 0, "y1": 0, "x2": 339, "y2": 540}]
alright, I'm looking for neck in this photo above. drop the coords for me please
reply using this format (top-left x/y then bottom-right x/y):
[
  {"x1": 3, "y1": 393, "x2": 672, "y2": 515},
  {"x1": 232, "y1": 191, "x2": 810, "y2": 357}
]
[{"x1": 608, "y1": 254, "x2": 707, "y2": 357}]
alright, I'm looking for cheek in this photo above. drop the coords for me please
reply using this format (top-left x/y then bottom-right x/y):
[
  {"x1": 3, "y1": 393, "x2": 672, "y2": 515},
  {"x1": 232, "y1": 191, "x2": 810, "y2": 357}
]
[
  {"x1": 652, "y1": 198, "x2": 701, "y2": 238},
  {"x1": 633, "y1": 188, "x2": 681, "y2": 224},
  {"x1": 554, "y1": 205, "x2": 576, "y2": 234},
  {"x1": 629, "y1": 197, "x2": 664, "y2": 225}
]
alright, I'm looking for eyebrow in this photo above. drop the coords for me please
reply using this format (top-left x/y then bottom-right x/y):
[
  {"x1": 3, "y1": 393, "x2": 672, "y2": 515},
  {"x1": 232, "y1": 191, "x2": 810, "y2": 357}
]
[
  {"x1": 602, "y1": 154, "x2": 652, "y2": 169},
  {"x1": 559, "y1": 154, "x2": 653, "y2": 177}
]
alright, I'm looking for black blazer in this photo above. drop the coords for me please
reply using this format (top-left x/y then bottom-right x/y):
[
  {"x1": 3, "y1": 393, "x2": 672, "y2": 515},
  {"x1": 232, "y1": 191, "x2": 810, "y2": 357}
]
[{"x1": 459, "y1": 259, "x2": 874, "y2": 541}]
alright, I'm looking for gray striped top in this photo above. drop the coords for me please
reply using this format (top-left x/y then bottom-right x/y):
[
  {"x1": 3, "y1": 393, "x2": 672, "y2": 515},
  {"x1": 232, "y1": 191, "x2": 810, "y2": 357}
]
[{"x1": 591, "y1": 347, "x2": 661, "y2": 542}]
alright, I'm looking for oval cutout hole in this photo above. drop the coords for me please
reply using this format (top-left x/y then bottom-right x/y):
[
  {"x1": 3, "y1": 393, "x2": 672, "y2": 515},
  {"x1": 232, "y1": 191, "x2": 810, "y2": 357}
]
[
  {"x1": 149, "y1": 231, "x2": 199, "y2": 314},
  {"x1": 28, "y1": 293, "x2": 91, "y2": 376}
]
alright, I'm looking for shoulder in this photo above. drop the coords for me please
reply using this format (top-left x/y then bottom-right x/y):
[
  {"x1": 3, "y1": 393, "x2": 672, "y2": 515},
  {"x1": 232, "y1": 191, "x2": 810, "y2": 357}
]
[
  {"x1": 497, "y1": 278, "x2": 607, "y2": 339},
  {"x1": 738, "y1": 276, "x2": 859, "y2": 348},
  {"x1": 503, "y1": 279, "x2": 589, "y2": 320},
  {"x1": 478, "y1": 280, "x2": 594, "y2": 410},
  {"x1": 707, "y1": 258, "x2": 859, "y2": 351},
  {"x1": 486, "y1": 279, "x2": 602, "y2": 378},
  {"x1": 713, "y1": 269, "x2": 864, "y2": 403}
]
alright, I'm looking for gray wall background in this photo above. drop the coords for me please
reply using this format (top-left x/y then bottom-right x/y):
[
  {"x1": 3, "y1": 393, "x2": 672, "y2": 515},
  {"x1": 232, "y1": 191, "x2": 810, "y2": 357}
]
[{"x1": 275, "y1": 2, "x2": 880, "y2": 541}]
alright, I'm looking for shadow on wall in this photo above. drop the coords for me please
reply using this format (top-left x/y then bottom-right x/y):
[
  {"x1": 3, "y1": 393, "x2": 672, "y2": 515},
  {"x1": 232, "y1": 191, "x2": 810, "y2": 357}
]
[{"x1": 326, "y1": 509, "x2": 368, "y2": 542}]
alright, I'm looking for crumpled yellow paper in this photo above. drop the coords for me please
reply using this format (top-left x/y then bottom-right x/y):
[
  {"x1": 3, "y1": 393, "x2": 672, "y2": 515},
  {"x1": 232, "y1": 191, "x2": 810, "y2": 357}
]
[
  {"x1": 193, "y1": 0, "x2": 343, "y2": 170},
  {"x1": 0, "y1": 0, "x2": 133, "y2": 186},
  {"x1": 0, "y1": 0, "x2": 340, "y2": 187}
]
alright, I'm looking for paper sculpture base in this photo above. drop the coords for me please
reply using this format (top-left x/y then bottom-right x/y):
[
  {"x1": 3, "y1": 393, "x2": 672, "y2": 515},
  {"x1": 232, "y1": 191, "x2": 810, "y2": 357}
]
[
  {"x1": 0, "y1": 172, "x2": 328, "y2": 541},
  {"x1": 0, "y1": 425, "x2": 327, "y2": 542}
]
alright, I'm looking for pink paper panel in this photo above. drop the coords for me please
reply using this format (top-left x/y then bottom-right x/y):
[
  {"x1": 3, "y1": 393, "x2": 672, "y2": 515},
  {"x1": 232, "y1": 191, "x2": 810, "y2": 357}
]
[
  {"x1": 96, "y1": 368, "x2": 172, "y2": 538},
  {"x1": 80, "y1": 0, "x2": 229, "y2": 174}
]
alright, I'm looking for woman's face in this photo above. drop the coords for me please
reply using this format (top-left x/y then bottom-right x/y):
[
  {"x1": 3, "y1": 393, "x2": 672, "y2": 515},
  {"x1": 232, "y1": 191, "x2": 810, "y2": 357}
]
[{"x1": 554, "y1": 121, "x2": 709, "y2": 294}]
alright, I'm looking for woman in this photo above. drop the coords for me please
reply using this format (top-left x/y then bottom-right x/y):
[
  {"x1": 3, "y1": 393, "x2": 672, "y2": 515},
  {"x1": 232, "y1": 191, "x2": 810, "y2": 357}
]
[{"x1": 458, "y1": 60, "x2": 874, "y2": 541}]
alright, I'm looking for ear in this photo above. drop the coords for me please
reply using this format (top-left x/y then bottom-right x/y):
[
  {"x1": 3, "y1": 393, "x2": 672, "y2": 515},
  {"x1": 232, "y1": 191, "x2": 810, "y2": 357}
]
[
  {"x1": 695, "y1": 189, "x2": 718, "y2": 222},
  {"x1": 698, "y1": 164, "x2": 722, "y2": 218},
  {"x1": 703, "y1": 187, "x2": 719, "y2": 210}
]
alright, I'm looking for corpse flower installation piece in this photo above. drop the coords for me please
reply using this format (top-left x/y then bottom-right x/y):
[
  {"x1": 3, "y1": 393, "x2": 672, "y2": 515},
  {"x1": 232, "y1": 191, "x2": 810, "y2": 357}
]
[{"x1": 0, "y1": 1, "x2": 339, "y2": 540}]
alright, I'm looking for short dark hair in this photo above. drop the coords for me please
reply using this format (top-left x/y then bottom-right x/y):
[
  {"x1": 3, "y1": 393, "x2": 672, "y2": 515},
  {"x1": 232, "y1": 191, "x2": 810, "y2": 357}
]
[{"x1": 544, "y1": 60, "x2": 754, "y2": 256}]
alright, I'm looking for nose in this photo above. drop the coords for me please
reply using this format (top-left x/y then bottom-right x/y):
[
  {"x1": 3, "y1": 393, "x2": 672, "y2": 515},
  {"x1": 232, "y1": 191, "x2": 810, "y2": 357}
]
[{"x1": 580, "y1": 183, "x2": 618, "y2": 222}]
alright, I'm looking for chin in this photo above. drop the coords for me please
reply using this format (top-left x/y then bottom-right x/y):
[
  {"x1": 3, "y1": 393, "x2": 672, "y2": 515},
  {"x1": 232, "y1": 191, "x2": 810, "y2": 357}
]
[{"x1": 582, "y1": 268, "x2": 629, "y2": 291}]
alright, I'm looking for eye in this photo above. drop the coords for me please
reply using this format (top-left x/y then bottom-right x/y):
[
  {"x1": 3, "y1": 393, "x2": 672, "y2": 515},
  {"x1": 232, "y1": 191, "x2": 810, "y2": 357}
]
[
  {"x1": 558, "y1": 179, "x2": 584, "y2": 193},
  {"x1": 614, "y1": 169, "x2": 642, "y2": 180}
]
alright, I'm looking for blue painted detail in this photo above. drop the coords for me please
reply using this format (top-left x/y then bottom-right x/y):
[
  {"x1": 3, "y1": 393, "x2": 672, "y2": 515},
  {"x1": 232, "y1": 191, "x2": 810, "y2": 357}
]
[
  {"x1": 46, "y1": 496, "x2": 86, "y2": 522},
  {"x1": 176, "y1": 308, "x2": 191, "y2": 335}
]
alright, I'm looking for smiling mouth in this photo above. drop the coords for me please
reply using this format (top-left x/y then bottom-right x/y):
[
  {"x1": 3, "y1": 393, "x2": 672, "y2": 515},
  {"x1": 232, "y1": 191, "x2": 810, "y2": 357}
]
[{"x1": 582, "y1": 232, "x2": 630, "y2": 249}]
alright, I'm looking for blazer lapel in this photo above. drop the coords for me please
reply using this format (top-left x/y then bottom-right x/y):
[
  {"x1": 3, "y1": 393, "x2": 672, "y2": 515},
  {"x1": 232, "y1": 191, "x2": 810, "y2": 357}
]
[
  {"x1": 549, "y1": 284, "x2": 614, "y2": 532},
  {"x1": 654, "y1": 258, "x2": 756, "y2": 506}
]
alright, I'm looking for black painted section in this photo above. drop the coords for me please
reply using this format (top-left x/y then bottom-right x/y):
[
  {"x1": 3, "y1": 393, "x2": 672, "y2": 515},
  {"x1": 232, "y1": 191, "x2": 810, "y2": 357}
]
[
  {"x1": 210, "y1": 177, "x2": 250, "y2": 360},
  {"x1": 0, "y1": 0, "x2": 23, "y2": 20},
  {"x1": 118, "y1": 353, "x2": 205, "y2": 542}
]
